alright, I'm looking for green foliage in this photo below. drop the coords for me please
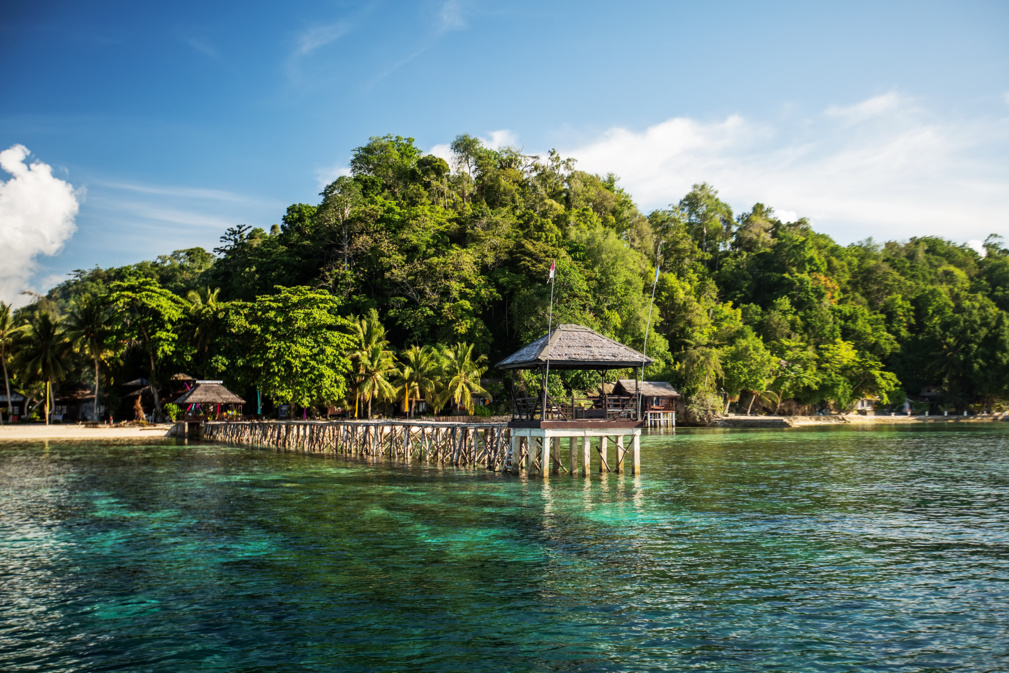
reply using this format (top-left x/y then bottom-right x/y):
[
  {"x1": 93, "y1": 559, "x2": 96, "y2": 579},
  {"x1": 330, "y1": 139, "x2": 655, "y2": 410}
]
[
  {"x1": 15, "y1": 132, "x2": 1008, "y2": 417},
  {"x1": 235, "y1": 286, "x2": 354, "y2": 411}
]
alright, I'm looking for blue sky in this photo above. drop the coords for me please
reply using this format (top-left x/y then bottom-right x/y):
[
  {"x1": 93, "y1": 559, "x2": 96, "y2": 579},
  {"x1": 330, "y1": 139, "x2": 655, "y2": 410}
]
[{"x1": 1, "y1": 0, "x2": 1007, "y2": 304}]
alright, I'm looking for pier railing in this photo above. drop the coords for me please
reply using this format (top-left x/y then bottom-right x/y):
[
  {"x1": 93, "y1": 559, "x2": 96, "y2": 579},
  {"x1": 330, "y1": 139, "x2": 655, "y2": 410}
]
[{"x1": 511, "y1": 395, "x2": 639, "y2": 422}]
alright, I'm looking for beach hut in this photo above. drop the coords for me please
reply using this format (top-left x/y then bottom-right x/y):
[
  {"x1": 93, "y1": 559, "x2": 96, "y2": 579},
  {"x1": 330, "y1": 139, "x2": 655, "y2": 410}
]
[
  {"x1": 613, "y1": 379, "x2": 679, "y2": 427},
  {"x1": 495, "y1": 323, "x2": 653, "y2": 476},
  {"x1": 174, "y1": 380, "x2": 246, "y2": 419},
  {"x1": 0, "y1": 391, "x2": 25, "y2": 422}
]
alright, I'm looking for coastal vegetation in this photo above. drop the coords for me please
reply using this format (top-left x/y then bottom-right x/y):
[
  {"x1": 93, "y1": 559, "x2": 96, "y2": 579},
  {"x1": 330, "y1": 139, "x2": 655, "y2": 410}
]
[{"x1": 1, "y1": 134, "x2": 1007, "y2": 422}]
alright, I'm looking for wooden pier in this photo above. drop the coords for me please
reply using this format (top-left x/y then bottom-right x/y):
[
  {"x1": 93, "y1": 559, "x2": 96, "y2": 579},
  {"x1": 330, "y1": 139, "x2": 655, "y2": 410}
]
[{"x1": 193, "y1": 419, "x2": 642, "y2": 476}]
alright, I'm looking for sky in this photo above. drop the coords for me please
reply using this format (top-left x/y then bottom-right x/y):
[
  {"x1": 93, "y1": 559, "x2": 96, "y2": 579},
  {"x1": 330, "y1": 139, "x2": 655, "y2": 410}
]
[{"x1": 1, "y1": 0, "x2": 1007, "y2": 305}]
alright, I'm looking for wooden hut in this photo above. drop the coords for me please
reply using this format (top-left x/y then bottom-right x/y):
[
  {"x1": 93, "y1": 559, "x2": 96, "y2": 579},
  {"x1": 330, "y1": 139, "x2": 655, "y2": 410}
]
[
  {"x1": 496, "y1": 323, "x2": 653, "y2": 427},
  {"x1": 495, "y1": 324, "x2": 654, "y2": 476},
  {"x1": 614, "y1": 379, "x2": 679, "y2": 428},
  {"x1": 174, "y1": 380, "x2": 246, "y2": 420},
  {"x1": 0, "y1": 391, "x2": 25, "y2": 422}
]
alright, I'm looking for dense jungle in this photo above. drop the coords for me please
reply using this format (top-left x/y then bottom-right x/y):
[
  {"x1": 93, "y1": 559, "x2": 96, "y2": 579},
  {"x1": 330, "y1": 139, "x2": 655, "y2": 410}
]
[{"x1": 2, "y1": 134, "x2": 1007, "y2": 423}]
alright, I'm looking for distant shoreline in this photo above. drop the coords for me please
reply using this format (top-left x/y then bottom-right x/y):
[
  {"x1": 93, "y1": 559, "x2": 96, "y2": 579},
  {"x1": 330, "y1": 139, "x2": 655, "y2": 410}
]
[
  {"x1": 713, "y1": 413, "x2": 1008, "y2": 428},
  {"x1": 0, "y1": 424, "x2": 174, "y2": 441}
]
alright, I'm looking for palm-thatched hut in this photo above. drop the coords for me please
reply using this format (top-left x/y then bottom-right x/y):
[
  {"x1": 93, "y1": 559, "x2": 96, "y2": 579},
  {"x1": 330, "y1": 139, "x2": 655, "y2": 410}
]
[
  {"x1": 495, "y1": 324, "x2": 653, "y2": 476},
  {"x1": 614, "y1": 379, "x2": 679, "y2": 427},
  {"x1": 496, "y1": 323, "x2": 652, "y2": 428},
  {"x1": 174, "y1": 380, "x2": 245, "y2": 419}
]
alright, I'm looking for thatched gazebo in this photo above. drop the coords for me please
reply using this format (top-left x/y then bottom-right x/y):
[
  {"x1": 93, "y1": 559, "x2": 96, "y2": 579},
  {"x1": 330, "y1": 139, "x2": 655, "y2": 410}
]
[
  {"x1": 496, "y1": 324, "x2": 653, "y2": 428},
  {"x1": 174, "y1": 380, "x2": 245, "y2": 419}
]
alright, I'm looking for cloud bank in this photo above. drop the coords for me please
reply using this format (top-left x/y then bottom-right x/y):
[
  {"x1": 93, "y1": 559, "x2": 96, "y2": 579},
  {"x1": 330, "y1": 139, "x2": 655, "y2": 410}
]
[
  {"x1": 0, "y1": 145, "x2": 80, "y2": 305},
  {"x1": 562, "y1": 94, "x2": 1009, "y2": 244}
]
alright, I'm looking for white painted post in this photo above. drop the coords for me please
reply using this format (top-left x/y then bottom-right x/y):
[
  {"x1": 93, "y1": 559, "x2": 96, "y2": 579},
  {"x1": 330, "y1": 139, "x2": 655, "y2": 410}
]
[
  {"x1": 541, "y1": 435, "x2": 550, "y2": 477},
  {"x1": 569, "y1": 436, "x2": 577, "y2": 475},
  {"x1": 582, "y1": 436, "x2": 591, "y2": 475},
  {"x1": 615, "y1": 436, "x2": 625, "y2": 473},
  {"x1": 632, "y1": 433, "x2": 641, "y2": 475},
  {"x1": 599, "y1": 436, "x2": 609, "y2": 473}
]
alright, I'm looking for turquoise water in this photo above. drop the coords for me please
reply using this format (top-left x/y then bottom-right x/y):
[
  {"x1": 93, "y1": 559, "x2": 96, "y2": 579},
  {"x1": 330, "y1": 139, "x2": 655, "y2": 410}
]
[{"x1": 2, "y1": 425, "x2": 1008, "y2": 672}]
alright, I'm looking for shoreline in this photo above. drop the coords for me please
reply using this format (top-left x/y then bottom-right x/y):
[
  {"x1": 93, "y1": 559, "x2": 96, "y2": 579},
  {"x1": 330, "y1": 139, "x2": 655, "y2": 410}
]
[
  {"x1": 0, "y1": 424, "x2": 174, "y2": 441},
  {"x1": 715, "y1": 413, "x2": 1008, "y2": 428}
]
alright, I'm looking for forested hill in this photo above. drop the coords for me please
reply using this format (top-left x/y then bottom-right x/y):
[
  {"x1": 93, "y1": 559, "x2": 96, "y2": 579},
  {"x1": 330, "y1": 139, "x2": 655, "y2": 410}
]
[{"x1": 37, "y1": 134, "x2": 1009, "y2": 416}]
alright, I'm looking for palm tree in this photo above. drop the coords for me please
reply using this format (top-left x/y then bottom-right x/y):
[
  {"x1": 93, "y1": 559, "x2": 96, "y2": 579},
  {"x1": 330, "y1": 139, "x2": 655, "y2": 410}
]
[
  {"x1": 65, "y1": 295, "x2": 112, "y2": 421},
  {"x1": 356, "y1": 343, "x2": 398, "y2": 418},
  {"x1": 397, "y1": 345, "x2": 441, "y2": 418},
  {"x1": 0, "y1": 302, "x2": 26, "y2": 423},
  {"x1": 185, "y1": 287, "x2": 222, "y2": 378},
  {"x1": 18, "y1": 310, "x2": 71, "y2": 425},
  {"x1": 438, "y1": 342, "x2": 488, "y2": 415},
  {"x1": 346, "y1": 309, "x2": 391, "y2": 417}
]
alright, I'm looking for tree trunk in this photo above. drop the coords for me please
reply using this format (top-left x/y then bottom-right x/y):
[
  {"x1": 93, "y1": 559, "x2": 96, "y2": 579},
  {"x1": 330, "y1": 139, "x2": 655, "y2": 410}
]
[
  {"x1": 148, "y1": 351, "x2": 161, "y2": 422},
  {"x1": 45, "y1": 380, "x2": 51, "y2": 426},
  {"x1": 367, "y1": 396, "x2": 372, "y2": 419},
  {"x1": 747, "y1": 392, "x2": 756, "y2": 416},
  {"x1": 1, "y1": 355, "x2": 10, "y2": 424},
  {"x1": 93, "y1": 356, "x2": 100, "y2": 421}
]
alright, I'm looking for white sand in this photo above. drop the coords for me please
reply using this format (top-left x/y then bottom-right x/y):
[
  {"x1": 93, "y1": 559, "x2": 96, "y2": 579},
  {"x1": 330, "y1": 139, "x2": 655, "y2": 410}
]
[{"x1": 0, "y1": 424, "x2": 174, "y2": 441}]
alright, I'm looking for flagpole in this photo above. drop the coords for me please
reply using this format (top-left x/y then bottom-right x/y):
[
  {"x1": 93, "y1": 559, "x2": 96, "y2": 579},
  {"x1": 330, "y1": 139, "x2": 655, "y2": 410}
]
[
  {"x1": 542, "y1": 260, "x2": 556, "y2": 421},
  {"x1": 639, "y1": 264, "x2": 660, "y2": 419}
]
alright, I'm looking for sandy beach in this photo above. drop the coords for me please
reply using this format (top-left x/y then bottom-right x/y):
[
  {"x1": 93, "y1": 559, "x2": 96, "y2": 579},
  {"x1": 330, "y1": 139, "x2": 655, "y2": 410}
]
[{"x1": 0, "y1": 424, "x2": 175, "y2": 441}]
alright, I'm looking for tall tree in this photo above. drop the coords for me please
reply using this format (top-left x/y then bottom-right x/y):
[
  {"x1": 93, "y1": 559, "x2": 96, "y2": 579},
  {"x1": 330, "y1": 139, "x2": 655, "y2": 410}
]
[
  {"x1": 0, "y1": 302, "x2": 25, "y2": 423},
  {"x1": 397, "y1": 344, "x2": 441, "y2": 417},
  {"x1": 236, "y1": 286, "x2": 354, "y2": 413},
  {"x1": 438, "y1": 342, "x2": 488, "y2": 415},
  {"x1": 18, "y1": 310, "x2": 71, "y2": 425},
  {"x1": 65, "y1": 295, "x2": 113, "y2": 421},
  {"x1": 110, "y1": 276, "x2": 185, "y2": 421},
  {"x1": 355, "y1": 343, "x2": 399, "y2": 418}
]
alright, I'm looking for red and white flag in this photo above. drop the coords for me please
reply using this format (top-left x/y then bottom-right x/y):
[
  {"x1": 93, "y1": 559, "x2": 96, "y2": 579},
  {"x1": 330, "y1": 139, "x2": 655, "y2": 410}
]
[{"x1": 548, "y1": 259, "x2": 555, "y2": 282}]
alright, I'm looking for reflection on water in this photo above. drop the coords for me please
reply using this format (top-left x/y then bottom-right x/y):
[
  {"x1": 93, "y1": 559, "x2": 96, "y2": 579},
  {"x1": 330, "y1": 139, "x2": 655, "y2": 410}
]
[{"x1": 1, "y1": 425, "x2": 1008, "y2": 672}]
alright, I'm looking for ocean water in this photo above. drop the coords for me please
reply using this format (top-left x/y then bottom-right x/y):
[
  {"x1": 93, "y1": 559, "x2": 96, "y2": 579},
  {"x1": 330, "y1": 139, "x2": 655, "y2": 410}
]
[{"x1": 1, "y1": 425, "x2": 1008, "y2": 672}]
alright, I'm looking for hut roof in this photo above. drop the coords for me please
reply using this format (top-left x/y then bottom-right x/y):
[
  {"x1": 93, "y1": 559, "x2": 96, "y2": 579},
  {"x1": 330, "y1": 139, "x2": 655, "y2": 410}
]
[
  {"x1": 615, "y1": 379, "x2": 681, "y2": 398},
  {"x1": 173, "y1": 380, "x2": 245, "y2": 406},
  {"x1": 124, "y1": 377, "x2": 150, "y2": 388},
  {"x1": 496, "y1": 324, "x2": 653, "y2": 370},
  {"x1": 170, "y1": 373, "x2": 196, "y2": 382},
  {"x1": 55, "y1": 385, "x2": 96, "y2": 403}
]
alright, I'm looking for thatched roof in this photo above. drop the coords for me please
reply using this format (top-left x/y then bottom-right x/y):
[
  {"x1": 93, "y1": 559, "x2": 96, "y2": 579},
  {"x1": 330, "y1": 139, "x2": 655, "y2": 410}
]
[
  {"x1": 124, "y1": 377, "x2": 149, "y2": 388},
  {"x1": 173, "y1": 380, "x2": 245, "y2": 405},
  {"x1": 615, "y1": 379, "x2": 680, "y2": 398},
  {"x1": 496, "y1": 324, "x2": 653, "y2": 370},
  {"x1": 170, "y1": 373, "x2": 196, "y2": 382}
]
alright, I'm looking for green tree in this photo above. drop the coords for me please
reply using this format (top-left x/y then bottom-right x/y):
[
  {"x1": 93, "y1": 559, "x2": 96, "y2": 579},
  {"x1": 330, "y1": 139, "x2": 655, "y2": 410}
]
[
  {"x1": 0, "y1": 302, "x2": 27, "y2": 423},
  {"x1": 438, "y1": 342, "x2": 488, "y2": 415},
  {"x1": 65, "y1": 295, "x2": 114, "y2": 421},
  {"x1": 109, "y1": 276, "x2": 185, "y2": 421},
  {"x1": 238, "y1": 286, "x2": 354, "y2": 412},
  {"x1": 397, "y1": 344, "x2": 441, "y2": 417},
  {"x1": 722, "y1": 328, "x2": 778, "y2": 415},
  {"x1": 355, "y1": 343, "x2": 399, "y2": 418},
  {"x1": 18, "y1": 310, "x2": 71, "y2": 425}
]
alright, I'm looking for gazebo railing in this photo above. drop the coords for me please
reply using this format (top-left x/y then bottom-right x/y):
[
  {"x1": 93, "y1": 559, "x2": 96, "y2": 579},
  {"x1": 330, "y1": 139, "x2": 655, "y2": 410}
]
[{"x1": 512, "y1": 395, "x2": 639, "y2": 422}]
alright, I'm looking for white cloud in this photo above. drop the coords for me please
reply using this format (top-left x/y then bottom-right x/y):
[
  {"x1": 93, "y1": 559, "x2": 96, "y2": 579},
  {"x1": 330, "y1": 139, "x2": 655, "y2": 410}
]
[
  {"x1": 296, "y1": 22, "x2": 350, "y2": 55},
  {"x1": 562, "y1": 94, "x2": 1009, "y2": 245},
  {"x1": 0, "y1": 145, "x2": 80, "y2": 305},
  {"x1": 967, "y1": 240, "x2": 985, "y2": 256},
  {"x1": 825, "y1": 92, "x2": 904, "y2": 126},
  {"x1": 428, "y1": 129, "x2": 521, "y2": 166},
  {"x1": 186, "y1": 37, "x2": 218, "y2": 58},
  {"x1": 315, "y1": 164, "x2": 352, "y2": 190},
  {"x1": 439, "y1": 0, "x2": 468, "y2": 32}
]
